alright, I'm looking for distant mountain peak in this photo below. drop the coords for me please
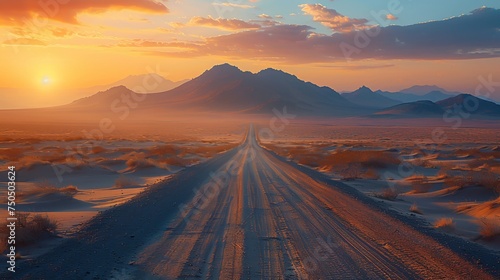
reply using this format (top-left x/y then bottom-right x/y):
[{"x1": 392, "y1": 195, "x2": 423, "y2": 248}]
[
  {"x1": 400, "y1": 85, "x2": 448, "y2": 95},
  {"x1": 342, "y1": 85, "x2": 399, "y2": 109},
  {"x1": 100, "y1": 85, "x2": 131, "y2": 93},
  {"x1": 354, "y1": 85, "x2": 373, "y2": 93},
  {"x1": 71, "y1": 85, "x2": 134, "y2": 106},
  {"x1": 257, "y1": 68, "x2": 298, "y2": 80},
  {"x1": 209, "y1": 63, "x2": 242, "y2": 72},
  {"x1": 259, "y1": 68, "x2": 284, "y2": 74}
]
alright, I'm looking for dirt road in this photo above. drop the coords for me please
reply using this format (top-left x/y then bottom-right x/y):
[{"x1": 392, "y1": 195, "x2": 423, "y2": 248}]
[{"x1": 13, "y1": 126, "x2": 497, "y2": 279}]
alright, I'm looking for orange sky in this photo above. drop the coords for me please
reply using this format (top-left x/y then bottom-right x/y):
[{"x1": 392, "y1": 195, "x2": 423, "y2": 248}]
[{"x1": 1, "y1": 1, "x2": 499, "y2": 108}]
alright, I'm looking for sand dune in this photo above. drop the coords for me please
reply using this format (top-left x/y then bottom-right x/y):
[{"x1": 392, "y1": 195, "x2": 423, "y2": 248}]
[{"x1": 7, "y1": 126, "x2": 498, "y2": 279}]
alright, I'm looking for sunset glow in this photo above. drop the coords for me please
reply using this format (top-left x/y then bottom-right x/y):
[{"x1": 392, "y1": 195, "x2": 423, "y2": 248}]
[
  {"x1": 1, "y1": 2, "x2": 499, "y2": 279},
  {"x1": 0, "y1": 1, "x2": 499, "y2": 108}
]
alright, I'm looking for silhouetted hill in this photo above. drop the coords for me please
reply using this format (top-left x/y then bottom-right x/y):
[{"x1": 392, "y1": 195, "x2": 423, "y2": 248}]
[
  {"x1": 342, "y1": 86, "x2": 400, "y2": 108},
  {"x1": 374, "y1": 100, "x2": 444, "y2": 117},
  {"x1": 437, "y1": 94, "x2": 500, "y2": 117},
  {"x1": 378, "y1": 90, "x2": 453, "y2": 103},
  {"x1": 373, "y1": 94, "x2": 500, "y2": 118}
]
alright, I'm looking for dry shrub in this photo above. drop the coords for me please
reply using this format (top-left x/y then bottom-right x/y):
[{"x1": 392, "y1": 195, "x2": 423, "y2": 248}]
[
  {"x1": 19, "y1": 182, "x2": 78, "y2": 199},
  {"x1": 444, "y1": 174, "x2": 471, "y2": 189},
  {"x1": 63, "y1": 155, "x2": 87, "y2": 170},
  {"x1": 339, "y1": 163, "x2": 362, "y2": 181},
  {"x1": 418, "y1": 160, "x2": 437, "y2": 169},
  {"x1": 410, "y1": 180, "x2": 433, "y2": 194},
  {"x1": 364, "y1": 168, "x2": 380, "y2": 180},
  {"x1": 285, "y1": 146, "x2": 324, "y2": 168},
  {"x1": 0, "y1": 147, "x2": 30, "y2": 161},
  {"x1": 445, "y1": 171, "x2": 499, "y2": 194},
  {"x1": 409, "y1": 203, "x2": 423, "y2": 214},
  {"x1": 92, "y1": 146, "x2": 106, "y2": 154},
  {"x1": 148, "y1": 144, "x2": 178, "y2": 156},
  {"x1": 0, "y1": 212, "x2": 58, "y2": 253},
  {"x1": 114, "y1": 176, "x2": 139, "y2": 188},
  {"x1": 37, "y1": 153, "x2": 68, "y2": 163},
  {"x1": 126, "y1": 158, "x2": 155, "y2": 169},
  {"x1": 322, "y1": 150, "x2": 400, "y2": 171},
  {"x1": 262, "y1": 143, "x2": 288, "y2": 156},
  {"x1": 434, "y1": 218, "x2": 455, "y2": 230},
  {"x1": 436, "y1": 168, "x2": 450, "y2": 180},
  {"x1": 479, "y1": 219, "x2": 500, "y2": 241},
  {"x1": 375, "y1": 188, "x2": 399, "y2": 201},
  {"x1": 185, "y1": 143, "x2": 237, "y2": 158},
  {"x1": 158, "y1": 156, "x2": 190, "y2": 167}
]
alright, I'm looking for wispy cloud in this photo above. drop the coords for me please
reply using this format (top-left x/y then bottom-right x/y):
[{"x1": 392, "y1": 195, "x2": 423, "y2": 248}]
[
  {"x1": 299, "y1": 3, "x2": 371, "y2": 33},
  {"x1": 3, "y1": 38, "x2": 47, "y2": 46},
  {"x1": 148, "y1": 8, "x2": 500, "y2": 62},
  {"x1": 386, "y1": 14, "x2": 398, "y2": 21},
  {"x1": 0, "y1": 0, "x2": 168, "y2": 25},
  {"x1": 188, "y1": 16, "x2": 260, "y2": 30},
  {"x1": 212, "y1": 2, "x2": 255, "y2": 9}
]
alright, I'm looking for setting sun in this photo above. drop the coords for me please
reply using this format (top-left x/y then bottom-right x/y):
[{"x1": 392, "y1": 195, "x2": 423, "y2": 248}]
[
  {"x1": 0, "y1": 1, "x2": 499, "y2": 279},
  {"x1": 42, "y1": 76, "x2": 51, "y2": 85}
]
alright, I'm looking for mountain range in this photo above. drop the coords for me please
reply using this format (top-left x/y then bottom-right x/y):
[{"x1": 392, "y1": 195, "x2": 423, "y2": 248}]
[
  {"x1": 341, "y1": 86, "x2": 400, "y2": 108},
  {"x1": 6, "y1": 64, "x2": 500, "y2": 119},
  {"x1": 76, "y1": 74, "x2": 188, "y2": 96},
  {"x1": 71, "y1": 64, "x2": 365, "y2": 116}
]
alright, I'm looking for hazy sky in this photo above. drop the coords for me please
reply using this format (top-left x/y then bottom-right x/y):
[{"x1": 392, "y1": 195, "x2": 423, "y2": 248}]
[{"x1": 1, "y1": 0, "x2": 499, "y2": 107}]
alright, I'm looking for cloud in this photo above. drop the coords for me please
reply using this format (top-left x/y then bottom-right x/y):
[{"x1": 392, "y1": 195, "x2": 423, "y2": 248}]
[
  {"x1": 386, "y1": 14, "x2": 398, "y2": 21},
  {"x1": 299, "y1": 3, "x2": 370, "y2": 33},
  {"x1": 317, "y1": 64, "x2": 395, "y2": 70},
  {"x1": 211, "y1": 2, "x2": 254, "y2": 9},
  {"x1": 118, "y1": 39, "x2": 195, "y2": 48},
  {"x1": 50, "y1": 27, "x2": 75, "y2": 37},
  {"x1": 258, "y1": 14, "x2": 273, "y2": 19},
  {"x1": 188, "y1": 16, "x2": 260, "y2": 30},
  {"x1": 3, "y1": 38, "x2": 47, "y2": 46},
  {"x1": 0, "y1": 0, "x2": 168, "y2": 25},
  {"x1": 149, "y1": 8, "x2": 500, "y2": 63}
]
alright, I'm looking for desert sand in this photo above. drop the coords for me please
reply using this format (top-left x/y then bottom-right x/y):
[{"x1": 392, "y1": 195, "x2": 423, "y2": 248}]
[{"x1": 0, "y1": 124, "x2": 498, "y2": 279}]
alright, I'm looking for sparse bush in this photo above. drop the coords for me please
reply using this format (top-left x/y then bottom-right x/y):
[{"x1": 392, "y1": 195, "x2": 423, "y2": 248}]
[
  {"x1": 479, "y1": 219, "x2": 500, "y2": 241},
  {"x1": 339, "y1": 163, "x2": 362, "y2": 181},
  {"x1": 158, "y1": 156, "x2": 189, "y2": 167},
  {"x1": 409, "y1": 203, "x2": 423, "y2": 214},
  {"x1": 185, "y1": 143, "x2": 237, "y2": 157},
  {"x1": 92, "y1": 146, "x2": 106, "y2": 154},
  {"x1": 375, "y1": 188, "x2": 399, "y2": 201},
  {"x1": 434, "y1": 218, "x2": 455, "y2": 230},
  {"x1": 364, "y1": 168, "x2": 380, "y2": 180},
  {"x1": 436, "y1": 169, "x2": 449, "y2": 180},
  {"x1": 0, "y1": 147, "x2": 31, "y2": 161},
  {"x1": 445, "y1": 171, "x2": 499, "y2": 194},
  {"x1": 410, "y1": 180, "x2": 432, "y2": 194},
  {"x1": 149, "y1": 144, "x2": 178, "y2": 156},
  {"x1": 126, "y1": 157, "x2": 156, "y2": 169},
  {"x1": 19, "y1": 182, "x2": 78, "y2": 199},
  {"x1": 0, "y1": 213, "x2": 58, "y2": 253},
  {"x1": 322, "y1": 150, "x2": 400, "y2": 171},
  {"x1": 114, "y1": 176, "x2": 139, "y2": 188}
]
